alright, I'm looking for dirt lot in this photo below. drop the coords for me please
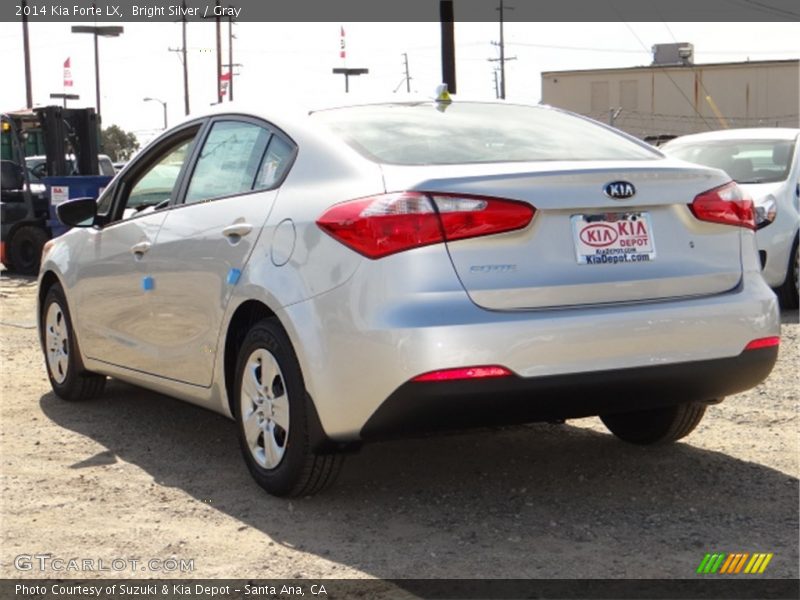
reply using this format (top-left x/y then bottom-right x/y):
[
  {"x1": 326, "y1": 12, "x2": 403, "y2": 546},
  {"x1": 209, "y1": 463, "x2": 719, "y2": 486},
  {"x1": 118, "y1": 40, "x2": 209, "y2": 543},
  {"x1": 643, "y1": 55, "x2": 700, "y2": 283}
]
[{"x1": 1, "y1": 271, "x2": 798, "y2": 581}]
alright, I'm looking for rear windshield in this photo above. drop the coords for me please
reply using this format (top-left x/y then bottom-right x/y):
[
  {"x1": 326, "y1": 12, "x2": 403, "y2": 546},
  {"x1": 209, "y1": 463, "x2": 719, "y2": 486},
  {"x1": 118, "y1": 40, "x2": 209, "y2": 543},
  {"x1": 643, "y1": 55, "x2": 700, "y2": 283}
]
[
  {"x1": 663, "y1": 139, "x2": 796, "y2": 184},
  {"x1": 311, "y1": 102, "x2": 659, "y2": 165}
]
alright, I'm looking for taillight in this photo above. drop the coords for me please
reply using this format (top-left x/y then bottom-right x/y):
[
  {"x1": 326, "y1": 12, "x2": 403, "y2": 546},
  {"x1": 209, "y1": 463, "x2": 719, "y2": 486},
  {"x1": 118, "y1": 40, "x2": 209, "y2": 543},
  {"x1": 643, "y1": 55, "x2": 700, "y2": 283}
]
[
  {"x1": 744, "y1": 336, "x2": 780, "y2": 351},
  {"x1": 412, "y1": 365, "x2": 513, "y2": 382},
  {"x1": 689, "y1": 182, "x2": 755, "y2": 230},
  {"x1": 317, "y1": 192, "x2": 535, "y2": 259}
]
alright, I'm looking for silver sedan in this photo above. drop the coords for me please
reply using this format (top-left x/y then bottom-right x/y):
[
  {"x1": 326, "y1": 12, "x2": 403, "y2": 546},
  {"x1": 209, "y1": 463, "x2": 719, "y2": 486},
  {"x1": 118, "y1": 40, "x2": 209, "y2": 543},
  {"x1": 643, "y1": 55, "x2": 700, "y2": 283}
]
[{"x1": 39, "y1": 101, "x2": 780, "y2": 496}]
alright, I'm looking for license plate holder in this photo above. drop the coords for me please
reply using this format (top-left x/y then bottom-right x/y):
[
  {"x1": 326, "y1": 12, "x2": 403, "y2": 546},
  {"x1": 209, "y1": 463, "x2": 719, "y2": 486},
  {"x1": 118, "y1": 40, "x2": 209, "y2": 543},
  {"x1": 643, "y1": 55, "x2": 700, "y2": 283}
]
[{"x1": 571, "y1": 212, "x2": 656, "y2": 265}]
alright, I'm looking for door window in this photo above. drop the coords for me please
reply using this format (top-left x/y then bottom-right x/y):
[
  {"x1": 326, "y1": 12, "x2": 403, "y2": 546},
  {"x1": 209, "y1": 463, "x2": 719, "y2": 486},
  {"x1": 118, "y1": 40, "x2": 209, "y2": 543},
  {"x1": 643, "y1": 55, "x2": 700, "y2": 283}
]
[
  {"x1": 185, "y1": 121, "x2": 271, "y2": 204},
  {"x1": 125, "y1": 138, "x2": 194, "y2": 216},
  {"x1": 255, "y1": 135, "x2": 294, "y2": 190}
]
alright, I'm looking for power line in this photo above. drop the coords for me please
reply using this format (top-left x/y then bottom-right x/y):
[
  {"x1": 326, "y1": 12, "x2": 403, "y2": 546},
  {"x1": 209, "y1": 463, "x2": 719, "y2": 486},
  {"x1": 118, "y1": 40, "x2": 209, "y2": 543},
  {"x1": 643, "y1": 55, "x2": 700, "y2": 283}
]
[{"x1": 612, "y1": 15, "x2": 712, "y2": 130}]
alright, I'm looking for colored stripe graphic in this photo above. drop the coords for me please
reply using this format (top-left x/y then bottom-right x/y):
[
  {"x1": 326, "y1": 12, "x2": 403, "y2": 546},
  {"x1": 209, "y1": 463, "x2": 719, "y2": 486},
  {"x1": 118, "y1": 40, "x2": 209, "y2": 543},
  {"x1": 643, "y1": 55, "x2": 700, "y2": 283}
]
[
  {"x1": 696, "y1": 554, "x2": 712, "y2": 574},
  {"x1": 698, "y1": 552, "x2": 773, "y2": 575}
]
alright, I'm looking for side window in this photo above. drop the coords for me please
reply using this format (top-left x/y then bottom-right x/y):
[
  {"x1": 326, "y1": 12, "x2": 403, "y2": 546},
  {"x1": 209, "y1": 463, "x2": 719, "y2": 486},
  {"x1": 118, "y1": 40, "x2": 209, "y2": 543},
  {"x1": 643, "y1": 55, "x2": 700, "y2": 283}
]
[
  {"x1": 121, "y1": 137, "x2": 195, "y2": 219},
  {"x1": 185, "y1": 121, "x2": 270, "y2": 204},
  {"x1": 255, "y1": 135, "x2": 294, "y2": 190}
]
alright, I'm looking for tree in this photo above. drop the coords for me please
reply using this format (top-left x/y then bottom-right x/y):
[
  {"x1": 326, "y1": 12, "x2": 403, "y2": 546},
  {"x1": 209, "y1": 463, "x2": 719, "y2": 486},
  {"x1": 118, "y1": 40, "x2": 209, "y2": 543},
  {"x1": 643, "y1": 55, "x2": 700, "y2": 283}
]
[{"x1": 100, "y1": 125, "x2": 139, "y2": 162}]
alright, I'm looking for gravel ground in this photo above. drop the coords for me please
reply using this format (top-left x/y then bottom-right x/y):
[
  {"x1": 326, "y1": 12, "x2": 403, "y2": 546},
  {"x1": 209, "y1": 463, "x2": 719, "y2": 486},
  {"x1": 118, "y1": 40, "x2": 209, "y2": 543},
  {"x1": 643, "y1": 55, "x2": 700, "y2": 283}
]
[{"x1": 1, "y1": 271, "x2": 798, "y2": 582}]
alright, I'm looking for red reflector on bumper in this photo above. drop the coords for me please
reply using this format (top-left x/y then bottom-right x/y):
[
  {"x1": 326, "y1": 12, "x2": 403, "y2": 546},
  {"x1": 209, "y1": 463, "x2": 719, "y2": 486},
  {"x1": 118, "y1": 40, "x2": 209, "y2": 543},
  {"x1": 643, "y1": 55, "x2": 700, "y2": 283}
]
[
  {"x1": 412, "y1": 365, "x2": 513, "y2": 382},
  {"x1": 744, "y1": 336, "x2": 780, "y2": 351}
]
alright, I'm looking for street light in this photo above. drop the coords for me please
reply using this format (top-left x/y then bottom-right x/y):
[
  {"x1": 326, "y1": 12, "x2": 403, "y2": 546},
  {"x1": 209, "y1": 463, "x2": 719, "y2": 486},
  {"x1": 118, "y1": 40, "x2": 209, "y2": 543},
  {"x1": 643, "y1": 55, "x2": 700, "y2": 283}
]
[
  {"x1": 143, "y1": 97, "x2": 168, "y2": 130},
  {"x1": 71, "y1": 25, "x2": 124, "y2": 120}
]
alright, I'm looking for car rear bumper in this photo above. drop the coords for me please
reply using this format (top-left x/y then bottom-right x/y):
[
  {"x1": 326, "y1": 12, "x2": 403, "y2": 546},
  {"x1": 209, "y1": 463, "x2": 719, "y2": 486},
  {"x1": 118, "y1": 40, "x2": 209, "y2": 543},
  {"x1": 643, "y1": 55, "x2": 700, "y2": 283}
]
[
  {"x1": 360, "y1": 346, "x2": 778, "y2": 440},
  {"x1": 278, "y1": 249, "x2": 780, "y2": 441}
]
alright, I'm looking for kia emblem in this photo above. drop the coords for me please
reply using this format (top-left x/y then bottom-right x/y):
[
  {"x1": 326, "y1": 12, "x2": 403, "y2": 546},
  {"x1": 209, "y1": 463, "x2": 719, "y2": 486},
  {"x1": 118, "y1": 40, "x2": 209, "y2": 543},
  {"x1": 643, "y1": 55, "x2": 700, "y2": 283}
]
[{"x1": 604, "y1": 181, "x2": 636, "y2": 200}]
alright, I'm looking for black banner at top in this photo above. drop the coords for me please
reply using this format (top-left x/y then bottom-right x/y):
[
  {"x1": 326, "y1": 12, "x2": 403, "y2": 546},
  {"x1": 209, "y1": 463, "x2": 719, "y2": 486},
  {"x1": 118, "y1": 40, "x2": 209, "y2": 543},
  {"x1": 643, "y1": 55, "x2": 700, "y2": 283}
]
[{"x1": 3, "y1": 0, "x2": 800, "y2": 22}]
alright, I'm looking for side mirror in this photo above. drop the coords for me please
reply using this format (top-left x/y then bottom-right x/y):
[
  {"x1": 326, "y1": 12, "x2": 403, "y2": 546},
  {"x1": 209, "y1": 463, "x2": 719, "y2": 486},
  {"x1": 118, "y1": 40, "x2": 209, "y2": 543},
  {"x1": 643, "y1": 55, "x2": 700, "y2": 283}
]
[
  {"x1": 56, "y1": 196, "x2": 97, "y2": 228},
  {"x1": 0, "y1": 160, "x2": 25, "y2": 191}
]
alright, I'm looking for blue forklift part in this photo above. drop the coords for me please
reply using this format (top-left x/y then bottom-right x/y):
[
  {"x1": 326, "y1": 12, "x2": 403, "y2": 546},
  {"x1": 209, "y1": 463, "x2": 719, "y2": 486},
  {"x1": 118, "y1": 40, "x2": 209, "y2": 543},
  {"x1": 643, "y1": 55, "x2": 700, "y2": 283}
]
[{"x1": 43, "y1": 175, "x2": 112, "y2": 237}]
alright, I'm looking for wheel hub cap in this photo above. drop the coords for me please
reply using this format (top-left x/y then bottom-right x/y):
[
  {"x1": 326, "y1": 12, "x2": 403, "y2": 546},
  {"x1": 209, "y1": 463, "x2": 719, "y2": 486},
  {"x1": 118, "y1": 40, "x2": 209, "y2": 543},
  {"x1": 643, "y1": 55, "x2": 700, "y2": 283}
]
[
  {"x1": 44, "y1": 302, "x2": 69, "y2": 384},
  {"x1": 240, "y1": 348, "x2": 289, "y2": 469}
]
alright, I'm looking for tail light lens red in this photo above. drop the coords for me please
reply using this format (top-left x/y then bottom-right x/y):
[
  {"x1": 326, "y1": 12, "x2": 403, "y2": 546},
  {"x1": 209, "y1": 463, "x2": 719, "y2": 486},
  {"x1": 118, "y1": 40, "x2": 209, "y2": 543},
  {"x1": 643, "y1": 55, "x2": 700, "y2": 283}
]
[
  {"x1": 412, "y1": 365, "x2": 513, "y2": 382},
  {"x1": 744, "y1": 336, "x2": 780, "y2": 351},
  {"x1": 689, "y1": 182, "x2": 755, "y2": 230},
  {"x1": 317, "y1": 192, "x2": 535, "y2": 259}
]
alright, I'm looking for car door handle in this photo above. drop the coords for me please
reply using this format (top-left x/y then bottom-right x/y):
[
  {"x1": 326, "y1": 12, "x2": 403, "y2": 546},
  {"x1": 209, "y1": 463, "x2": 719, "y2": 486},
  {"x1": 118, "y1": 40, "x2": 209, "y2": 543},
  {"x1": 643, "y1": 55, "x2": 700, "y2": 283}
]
[
  {"x1": 222, "y1": 223, "x2": 253, "y2": 241},
  {"x1": 131, "y1": 241, "x2": 151, "y2": 257}
]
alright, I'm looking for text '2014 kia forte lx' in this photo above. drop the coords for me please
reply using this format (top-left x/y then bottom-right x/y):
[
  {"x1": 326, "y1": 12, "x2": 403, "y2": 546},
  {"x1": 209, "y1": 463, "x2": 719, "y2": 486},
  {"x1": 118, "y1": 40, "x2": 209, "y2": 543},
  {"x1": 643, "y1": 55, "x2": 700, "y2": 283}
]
[{"x1": 38, "y1": 100, "x2": 780, "y2": 496}]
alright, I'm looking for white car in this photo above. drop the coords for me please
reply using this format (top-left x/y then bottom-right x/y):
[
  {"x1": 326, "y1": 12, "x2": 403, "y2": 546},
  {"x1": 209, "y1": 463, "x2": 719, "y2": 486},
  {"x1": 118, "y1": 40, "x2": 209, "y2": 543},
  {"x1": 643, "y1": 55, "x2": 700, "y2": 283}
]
[
  {"x1": 662, "y1": 129, "x2": 800, "y2": 308},
  {"x1": 39, "y1": 101, "x2": 780, "y2": 496}
]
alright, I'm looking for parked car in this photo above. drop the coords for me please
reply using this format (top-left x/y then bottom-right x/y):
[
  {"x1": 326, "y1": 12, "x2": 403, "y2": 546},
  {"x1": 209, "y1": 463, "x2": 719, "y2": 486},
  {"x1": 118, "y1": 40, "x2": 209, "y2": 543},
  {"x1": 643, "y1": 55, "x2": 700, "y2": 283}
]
[
  {"x1": 39, "y1": 101, "x2": 780, "y2": 496},
  {"x1": 26, "y1": 154, "x2": 116, "y2": 180},
  {"x1": 662, "y1": 129, "x2": 799, "y2": 308}
]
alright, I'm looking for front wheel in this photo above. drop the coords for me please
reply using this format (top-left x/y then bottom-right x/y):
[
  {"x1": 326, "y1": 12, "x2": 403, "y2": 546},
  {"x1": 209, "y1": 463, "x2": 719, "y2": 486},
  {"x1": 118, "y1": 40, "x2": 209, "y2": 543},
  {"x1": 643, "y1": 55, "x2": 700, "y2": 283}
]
[
  {"x1": 233, "y1": 318, "x2": 343, "y2": 497},
  {"x1": 41, "y1": 283, "x2": 106, "y2": 401},
  {"x1": 600, "y1": 403, "x2": 708, "y2": 445}
]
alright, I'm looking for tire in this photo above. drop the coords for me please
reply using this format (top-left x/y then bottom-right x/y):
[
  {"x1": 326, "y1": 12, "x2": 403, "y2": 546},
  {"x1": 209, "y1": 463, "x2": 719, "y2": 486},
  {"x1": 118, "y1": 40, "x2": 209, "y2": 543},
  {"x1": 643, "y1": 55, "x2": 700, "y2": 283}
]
[
  {"x1": 600, "y1": 403, "x2": 707, "y2": 445},
  {"x1": 776, "y1": 236, "x2": 799, "y2": 310},
  {"x1": 233, "y1": 318, "x2": 343, "y2": 497},
  {"x1": 7, "y1": 225, "x2": 49, "y2": 275},
  {"x1": 41, "y1": 283, "x2": 106, "y2": 401}
]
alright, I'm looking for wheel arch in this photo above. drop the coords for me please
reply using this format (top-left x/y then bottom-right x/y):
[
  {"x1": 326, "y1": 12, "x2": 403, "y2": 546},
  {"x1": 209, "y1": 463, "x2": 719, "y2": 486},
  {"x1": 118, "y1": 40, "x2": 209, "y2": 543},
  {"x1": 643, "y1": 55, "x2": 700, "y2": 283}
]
[
  {"x1": 223, "y1": 299, "x2": 278, "y2": 418},
  {"x1": 222, "y1": 298, "x2": 354, "y2": 454}
]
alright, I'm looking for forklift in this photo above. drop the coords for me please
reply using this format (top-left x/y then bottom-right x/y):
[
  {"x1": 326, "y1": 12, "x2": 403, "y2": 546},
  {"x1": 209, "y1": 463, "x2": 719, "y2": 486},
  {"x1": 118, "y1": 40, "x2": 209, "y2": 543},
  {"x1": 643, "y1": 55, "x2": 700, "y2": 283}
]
[{"x1": 1, "y1": 106, "x2": 110, "y2": 274}]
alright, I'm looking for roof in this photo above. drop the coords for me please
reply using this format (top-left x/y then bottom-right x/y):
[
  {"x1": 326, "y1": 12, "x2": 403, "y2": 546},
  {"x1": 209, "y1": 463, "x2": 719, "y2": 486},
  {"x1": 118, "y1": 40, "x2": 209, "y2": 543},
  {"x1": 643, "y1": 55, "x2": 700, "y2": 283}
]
[
  {"x1": 663, "y1": 128, "x2": 800, "y2": 145},
  {"x1": 542, "y1": 58, "x2": 800, "y2": 77}
]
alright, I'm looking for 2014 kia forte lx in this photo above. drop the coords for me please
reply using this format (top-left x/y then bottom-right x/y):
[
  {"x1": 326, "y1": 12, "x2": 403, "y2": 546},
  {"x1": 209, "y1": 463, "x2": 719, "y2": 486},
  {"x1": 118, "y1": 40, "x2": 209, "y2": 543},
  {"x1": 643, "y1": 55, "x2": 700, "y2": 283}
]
[{"x1": 38, "y1": 100, "x2": 780, "y2": 496}]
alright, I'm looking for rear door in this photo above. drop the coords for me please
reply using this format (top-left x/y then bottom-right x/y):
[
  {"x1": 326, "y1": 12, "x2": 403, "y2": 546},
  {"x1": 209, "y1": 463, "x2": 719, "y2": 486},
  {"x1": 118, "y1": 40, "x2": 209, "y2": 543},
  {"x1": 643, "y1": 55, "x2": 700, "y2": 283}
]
[
  {"x1": 143, "y1": 116, "x2": 296, "y2": 386},
  {"x1": 382, "y1": 160, "x2": 741, "y2": 309}
]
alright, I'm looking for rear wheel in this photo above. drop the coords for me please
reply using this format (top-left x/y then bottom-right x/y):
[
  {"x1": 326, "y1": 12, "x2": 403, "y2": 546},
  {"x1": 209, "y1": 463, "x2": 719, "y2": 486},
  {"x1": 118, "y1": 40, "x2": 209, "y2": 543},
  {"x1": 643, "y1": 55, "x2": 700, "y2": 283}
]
[
  {"x1": 41, "y1": 283, "x2": 106, "y2": 401},
  {"x1": 233, "y1": 318, "x2": 343, "y2": 497},
  {"x1": 600, "y1": 403, "x2": 707, "y2": 445},
  {"x1": 776, "y1": 236, "x2": 799, "y2": 310},
  {"x1": 7, "y1": 225, "x2": 49, "y2": 275}
]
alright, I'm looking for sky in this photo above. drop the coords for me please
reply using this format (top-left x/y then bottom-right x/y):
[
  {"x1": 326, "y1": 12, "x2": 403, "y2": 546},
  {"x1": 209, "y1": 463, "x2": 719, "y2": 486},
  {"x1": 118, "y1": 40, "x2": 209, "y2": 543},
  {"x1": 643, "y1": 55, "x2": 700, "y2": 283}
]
[{"x1": 1, "y1": 21, "x2": 798, "y2": 147}]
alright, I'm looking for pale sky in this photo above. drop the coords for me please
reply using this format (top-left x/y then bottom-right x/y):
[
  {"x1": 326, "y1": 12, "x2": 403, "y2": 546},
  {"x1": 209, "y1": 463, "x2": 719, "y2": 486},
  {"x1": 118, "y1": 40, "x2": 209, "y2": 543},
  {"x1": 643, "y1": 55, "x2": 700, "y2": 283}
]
[{"x1": 1, "y1": 21, "x2": 798, "y2": 147}]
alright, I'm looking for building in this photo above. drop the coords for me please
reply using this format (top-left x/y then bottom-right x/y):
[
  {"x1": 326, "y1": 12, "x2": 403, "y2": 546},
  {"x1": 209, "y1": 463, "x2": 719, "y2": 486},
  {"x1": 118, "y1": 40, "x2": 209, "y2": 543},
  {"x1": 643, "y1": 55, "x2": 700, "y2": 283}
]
[{"x1": 541, "y1": 48, "x2": 799, "y2": 142}]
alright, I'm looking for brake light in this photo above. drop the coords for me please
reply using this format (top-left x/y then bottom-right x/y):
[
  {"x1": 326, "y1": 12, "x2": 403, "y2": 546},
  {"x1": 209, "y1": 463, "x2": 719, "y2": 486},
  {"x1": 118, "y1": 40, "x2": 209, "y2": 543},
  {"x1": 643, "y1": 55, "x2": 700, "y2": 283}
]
[
  {"x1": 744, "y1": 336, "x2": 780, "y2": 351},
  {"x1": 412, "y1": 365, "x2": 513, "y2": 382},
  {"x1": 317, "y1": 192, "x2": 535, "y2": 259},
  {"x1": 689, "y1": 182, "x2": 755, "y2": 230}
]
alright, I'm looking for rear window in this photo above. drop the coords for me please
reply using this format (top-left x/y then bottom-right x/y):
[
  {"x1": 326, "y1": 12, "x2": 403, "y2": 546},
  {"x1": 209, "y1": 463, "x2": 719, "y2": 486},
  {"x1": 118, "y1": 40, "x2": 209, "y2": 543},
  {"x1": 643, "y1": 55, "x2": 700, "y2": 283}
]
[
  {"x1": 311, "y1": 102, "x2": 659, "y2": 165},
  {"x1": 663, "y1": 139, "x2": 796, "y2": 184}
]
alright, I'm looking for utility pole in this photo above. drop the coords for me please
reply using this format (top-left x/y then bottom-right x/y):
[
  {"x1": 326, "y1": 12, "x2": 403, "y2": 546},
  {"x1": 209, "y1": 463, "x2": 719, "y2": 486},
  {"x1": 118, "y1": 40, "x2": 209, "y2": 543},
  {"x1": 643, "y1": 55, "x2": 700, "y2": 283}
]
[
  {"x1": 493, "y1": 70, "x2": 500, "y2": 99},
  {"x1": 21, "y1": 0, "x2": 33, "y2": 107},
  {"x1": 181, "y1": 0, "x2": 189, "y2": 114},
  {"x1": 227, "y1": 9, "x2": 235, "y2": 101},
  {"x1": 215, "y1": 0, "x2": 222, "y2": 104},
  {"x1": 394, "y1": 53, "x2": 412, "y2": 93},
  {"x1": 488, "y1": 0, "x2": 516, "y2": 99},
  {"x1": 403, "y1": 53, "x2": 411, "y2": 93},
  {"x1": 168, "y1": 2, "x2": 190, "y2": 116}
]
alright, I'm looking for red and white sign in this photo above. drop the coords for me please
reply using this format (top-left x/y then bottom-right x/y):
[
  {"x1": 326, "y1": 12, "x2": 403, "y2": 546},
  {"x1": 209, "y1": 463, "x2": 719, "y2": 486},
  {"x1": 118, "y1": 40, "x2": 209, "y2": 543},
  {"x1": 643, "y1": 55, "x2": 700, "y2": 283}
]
[
  {"x1": 219, "y1": 71, "x2": 231, "y2": 97},
  {"x1": 339, "y1": 26, "x2": 346, "y2": 59},
  {"x1": 63, "y1": 57, "x2": 73, "y2": 88},
  {"x1": 571, "y1": 212, "x2": 656, "y2": 264},
  {"x1": 51, "y1": 185, "x2": 69, "y2": 206}
]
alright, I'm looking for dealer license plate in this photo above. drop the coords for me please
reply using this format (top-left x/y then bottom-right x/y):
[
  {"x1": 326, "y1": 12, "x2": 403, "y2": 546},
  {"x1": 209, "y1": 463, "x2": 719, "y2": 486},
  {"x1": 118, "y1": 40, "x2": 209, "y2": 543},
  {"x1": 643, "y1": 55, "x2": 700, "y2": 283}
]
[{"x1": 571, "y1": 212, "x2": 656, "y2": 265}]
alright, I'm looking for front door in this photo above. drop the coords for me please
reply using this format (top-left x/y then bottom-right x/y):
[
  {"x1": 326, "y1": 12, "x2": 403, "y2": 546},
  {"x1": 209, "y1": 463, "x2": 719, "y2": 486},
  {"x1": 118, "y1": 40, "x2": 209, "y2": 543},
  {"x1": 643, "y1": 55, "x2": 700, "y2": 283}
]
[{"x1": 75, "y1": 124, "x2": 205, "y2": 373}]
